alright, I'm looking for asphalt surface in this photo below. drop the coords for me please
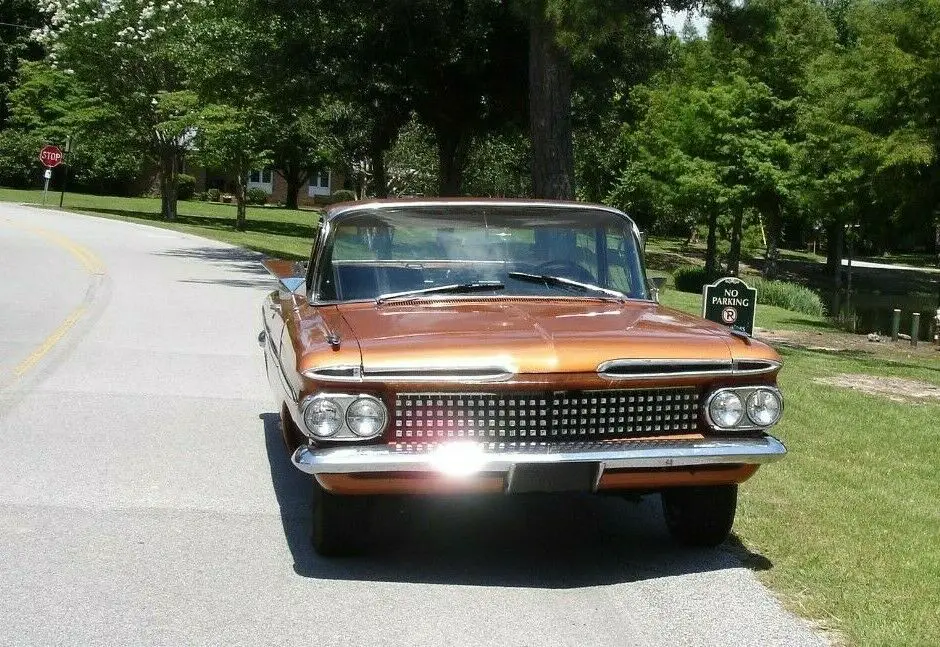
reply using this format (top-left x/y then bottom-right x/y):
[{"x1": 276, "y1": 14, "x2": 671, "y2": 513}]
[{"x1": 0, "y1": 203, "x2": 828, "y2": 647}]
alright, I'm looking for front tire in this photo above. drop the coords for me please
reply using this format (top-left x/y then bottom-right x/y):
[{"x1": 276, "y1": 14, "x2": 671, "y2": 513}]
[
  {"x1": 311, "y1": 479, "x2": 370, "y2": 557},
  {"x1": 661, "y1": 484, "x2": 737, "y2": 547}
]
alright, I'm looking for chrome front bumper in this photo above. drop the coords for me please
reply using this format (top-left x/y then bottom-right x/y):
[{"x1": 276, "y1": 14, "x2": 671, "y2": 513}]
[{"x1": 291, "y1": 435, "x2": 786, "y2": 476}]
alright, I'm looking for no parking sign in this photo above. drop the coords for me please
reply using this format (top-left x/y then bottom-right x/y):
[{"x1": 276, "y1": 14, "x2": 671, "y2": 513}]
[{"x1": 702, "y1": 277, "x2": 757, "y2": 336}]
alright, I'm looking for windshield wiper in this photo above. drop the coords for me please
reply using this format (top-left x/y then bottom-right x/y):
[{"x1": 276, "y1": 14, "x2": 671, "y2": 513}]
[
  {"x1": 507, "y1": 272, "x2": 625, "y2": 303},
  {"x1": 375, "y1": 281, "x2": 505, "y2": 304}
]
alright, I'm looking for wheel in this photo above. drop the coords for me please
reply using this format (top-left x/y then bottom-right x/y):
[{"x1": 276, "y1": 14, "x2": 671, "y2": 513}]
[
  {"x1": 311, "y1": 478, "x2": 371, "y2": 557},
  {"x1": 280, "y1": 403, "x2": 305, "y2": 452},
  {"x1": 661, "y1": 484, "x2": 737, "y2": 547}
]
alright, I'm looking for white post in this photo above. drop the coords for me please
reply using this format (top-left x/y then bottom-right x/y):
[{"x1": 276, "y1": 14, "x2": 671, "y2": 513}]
[{"x1": 41, "y1": 168, "x2": 52, "y2": 206}]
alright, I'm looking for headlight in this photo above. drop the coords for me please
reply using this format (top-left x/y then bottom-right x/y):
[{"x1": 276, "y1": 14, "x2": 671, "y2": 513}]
[
  {"x1": 303, "y1": 397, "x2": 343, "y2": 437},
  {"x1": 746, "y1": 389, "x2": 782, "y2": 427},
  {"x1": 345, "y1": 397, "x2": 387, "y2": 437},
  {"x1": 708, "y1": 390, "x2": 744, "y2": 428}
]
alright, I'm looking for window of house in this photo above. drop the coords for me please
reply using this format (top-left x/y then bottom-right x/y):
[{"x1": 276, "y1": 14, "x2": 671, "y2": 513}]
[
  {"x1": 247, "y1": 168, "x2": 274, "y2": 194},
  {"x1": 308, "y1": 170, "x2": 331, "y2": 197}
]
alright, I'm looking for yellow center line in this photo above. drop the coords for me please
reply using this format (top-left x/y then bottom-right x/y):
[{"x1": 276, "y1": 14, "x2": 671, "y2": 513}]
[{"x1": 0, "y1": 220, "x2": 107, "y2": 384}]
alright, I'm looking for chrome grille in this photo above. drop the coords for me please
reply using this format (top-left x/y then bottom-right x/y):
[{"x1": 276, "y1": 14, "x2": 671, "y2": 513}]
[{"x1": 392, "y1": 388, "x2": 699, "y2": 441}]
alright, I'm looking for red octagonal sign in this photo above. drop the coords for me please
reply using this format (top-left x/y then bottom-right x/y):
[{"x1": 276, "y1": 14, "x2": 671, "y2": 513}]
[{"x1": 39, "y1": 145, "x2": 63, "y2": 168}]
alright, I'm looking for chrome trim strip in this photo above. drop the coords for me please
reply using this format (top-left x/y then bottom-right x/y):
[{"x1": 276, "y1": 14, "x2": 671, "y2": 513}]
[
  {"x1": 364, "y1": 366, "x2": 515, "y2": 382},
  {"x1": 261, "y1": 311, "x2": 297, "y2": 403},
  {"x1": 732, "y1": 359, "x2": 782, "y2": 375},
  {"x1": 597, "y1": 358, "x2": 780, "y2": 379},
  {"x1": 598, "y1": 358, "x2": 733, "y2": 379},
  {"x1": 302, "y1": 365, "x2": 516, "y2": 382},
  {"x1": 291, "y1": 434, "x2": 787, "y2": 475}
]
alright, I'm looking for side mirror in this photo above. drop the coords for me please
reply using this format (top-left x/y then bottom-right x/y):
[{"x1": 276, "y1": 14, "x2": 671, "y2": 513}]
[{"x1": 648, "y1": 276, "x2": 666, "y2": 303}]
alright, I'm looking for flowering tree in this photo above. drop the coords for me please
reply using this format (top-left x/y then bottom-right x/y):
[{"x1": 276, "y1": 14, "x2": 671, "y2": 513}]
[{"x1": 33, "y1": 0, "x2": 206, "y2": 220}]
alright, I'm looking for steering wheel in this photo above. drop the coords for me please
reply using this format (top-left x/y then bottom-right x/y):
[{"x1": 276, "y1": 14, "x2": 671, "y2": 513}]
[{"x1": 535, "y1": 259, "x2": 595, "y2": 284}]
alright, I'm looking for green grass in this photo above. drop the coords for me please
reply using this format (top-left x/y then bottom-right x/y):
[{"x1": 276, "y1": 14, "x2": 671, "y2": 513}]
[
  {"x1": 737, "y1": 347, "x2": 940, "y2": 647},
  {"x1": 4, "y1": 188, "x2": 939, "y2": 644},
  {"x1": 0, "y1": 187, "x2": 319, "y2": 259}
]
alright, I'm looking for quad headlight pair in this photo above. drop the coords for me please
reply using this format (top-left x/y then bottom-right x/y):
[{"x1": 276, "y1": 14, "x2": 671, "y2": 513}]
[
  {"x1": 705, "y1": 386, "x2": 783, "y2": 430},
  {"x1": 301, "y1": 393, "x2": 388, "y2": 440}
]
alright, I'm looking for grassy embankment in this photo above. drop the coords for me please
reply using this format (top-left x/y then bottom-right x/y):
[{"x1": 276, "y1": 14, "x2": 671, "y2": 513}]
[
  {"x1": 0, "y1": 187, "x2": 318, "y2": 258},
  {"x1": 3, "y1": 189, "x2": 939, "y2": 645}
]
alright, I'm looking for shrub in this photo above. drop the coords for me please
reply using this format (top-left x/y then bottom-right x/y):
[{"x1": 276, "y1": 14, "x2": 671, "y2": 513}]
[
  {"x1": 330, "y1": 189, "x2": 357, "y2": 203},
  {"x1": 246, "y1": 187, "x2": 269, "y2": 205},
  {"x1": 750, "y1": 277, "x2": 825, "y2": 317},
  {"x1": 207, "y1": 188, "x2": 221, "y2": 202},
  {"x1": 673, "y1": 265, "x2": 709, "y2": 293},
  {"x1": 176, "y1": 173, "x2": 196, "y2": 200}
]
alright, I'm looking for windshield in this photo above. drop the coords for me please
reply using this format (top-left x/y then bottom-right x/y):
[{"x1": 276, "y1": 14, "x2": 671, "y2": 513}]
[{"x1": 314, "y1": 205, "x2": 649, "y2": 302}]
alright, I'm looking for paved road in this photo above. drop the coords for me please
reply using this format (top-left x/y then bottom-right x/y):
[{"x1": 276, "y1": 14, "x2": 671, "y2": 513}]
[{"x1": 0, "y1": 204, "x2": 828, "y2": 647}]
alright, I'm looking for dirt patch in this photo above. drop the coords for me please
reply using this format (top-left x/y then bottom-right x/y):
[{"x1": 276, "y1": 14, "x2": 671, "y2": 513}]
[
  {"x1": 756, "y1": 327, "x2": 940, "y2": 360},
  {"x1": 814, "y1": 373, "x2": 940, "y2": 404}
]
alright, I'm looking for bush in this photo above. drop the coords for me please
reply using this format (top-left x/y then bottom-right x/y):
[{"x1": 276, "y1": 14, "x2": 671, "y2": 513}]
[
  {"x1": 330, "y1": 189, "x2": 357, "y2": 203},
  {"x1": 750, "y1": 277, "x2": 825, "y2": 317},
  {"x1": 207, "y1": 188, "x2": 221, "y2": 202},
  {"x1": 176, "y1": 173, "x2": 196, "y2": 200},
  {"x1": 673, "y1": 266, "x2": 709, "y2": 293},
  {"x1": 246, "y1": 187, "x2": 269, "y2": 205}
]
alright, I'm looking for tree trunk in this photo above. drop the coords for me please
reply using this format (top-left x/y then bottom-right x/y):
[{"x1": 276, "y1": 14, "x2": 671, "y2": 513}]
[
  {"x1": 727, "y1": 209, "x2": 744, "y2": 276},
  {"x1": 235, "y1": 169, "x2": 247, "y2": 231},
  {"x1": 762, "y1": 206, "x2": 782, "y2": 280},
  {"x1": 436, "y1": 127, "x2": 470, "y2": 197},
  {"x1": 529, "y1": 4, "x2": 574, "y2": 200},
  {"x1": 372, "y1": 145, "x2": 388, "y2": 199},
  {"x1": 704, "y1": 211, "x2": 719, "y2": 280},
  {"x1": 159, "y1": 150, "x2": 178, "y2": 221},
  {"x1": 826, "y1": 221, "x2": 843, "y2": 315}
]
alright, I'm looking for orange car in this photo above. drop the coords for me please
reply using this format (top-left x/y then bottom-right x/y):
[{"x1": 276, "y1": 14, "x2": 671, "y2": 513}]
[{"x1": 260, "y1": 200, "x2": 785, "y2": 555}]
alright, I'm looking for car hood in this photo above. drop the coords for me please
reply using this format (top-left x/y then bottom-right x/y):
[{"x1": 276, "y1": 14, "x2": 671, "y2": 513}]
[{"x1": 334, "y1": 298, "x2": 744, "y2": 375}]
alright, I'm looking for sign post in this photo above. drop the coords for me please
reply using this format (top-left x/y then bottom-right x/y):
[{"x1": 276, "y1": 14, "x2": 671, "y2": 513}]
[
  {"x1": 702, "y1": 277, "x2": 757, "y2": 336},
  {"x1": 39, "y1": 145, "x2": 64, "y2": 207},
  {"x1": 59, "y1": 136, "x2": 72, "y2": 208}
]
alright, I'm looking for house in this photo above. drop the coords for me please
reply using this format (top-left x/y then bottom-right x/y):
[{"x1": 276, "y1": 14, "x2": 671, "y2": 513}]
[{"x1": 193, "y1": 167, "x2": 348, "y2": 206}]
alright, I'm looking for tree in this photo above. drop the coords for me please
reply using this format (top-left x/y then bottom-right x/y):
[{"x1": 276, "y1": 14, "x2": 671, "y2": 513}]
[
  {"x1": 35, "y1": 0, "x2": 202, "y2": 220},
  {"x1": 0, "y1": 0, "x2": 44, "y2": 131},
  {"x1": 197, "y1": 104, "x2": 271, "y2": 230},
  {"x1": 1, "y1": 61, "x2": 144, "y2": 193}
]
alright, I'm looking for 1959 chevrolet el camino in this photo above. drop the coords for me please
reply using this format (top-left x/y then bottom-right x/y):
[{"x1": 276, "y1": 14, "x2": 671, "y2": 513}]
[{"x1": 260, "y1": 199, "x2": 785, "y2": 556}]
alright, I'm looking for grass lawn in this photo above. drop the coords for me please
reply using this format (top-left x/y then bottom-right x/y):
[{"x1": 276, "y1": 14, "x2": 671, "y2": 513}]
[
  {"x1": 660, "y1": 285, "x2": 940, "y2": 646},
  {"x1": 0, "y1": 187, "x2": 319, "y2": 259},
  {"x1": 3, "y1": 188, "x2": 939, "y2": 645},
  {"x1": 739, "y1": 346, "x2": 940, "y2": 647}
]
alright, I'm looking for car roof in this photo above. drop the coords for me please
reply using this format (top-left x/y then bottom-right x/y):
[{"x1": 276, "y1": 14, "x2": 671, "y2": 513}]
[{"x1": 322, "y1": 198, "x2": 635, "y2": 224}]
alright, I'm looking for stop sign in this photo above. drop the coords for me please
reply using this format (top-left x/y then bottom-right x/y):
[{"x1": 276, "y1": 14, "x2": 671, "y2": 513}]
[{"x1": 39, "y1": 145, "x2": 64, "y2": 168}]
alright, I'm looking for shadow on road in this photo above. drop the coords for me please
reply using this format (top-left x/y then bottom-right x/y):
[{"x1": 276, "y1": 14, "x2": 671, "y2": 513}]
[
  {"x1": 260, "y1": 413, "x2": 772, "y2": 588},
  {"x1": 155, "y1": 246, "x2": 277, "y2": 289}
]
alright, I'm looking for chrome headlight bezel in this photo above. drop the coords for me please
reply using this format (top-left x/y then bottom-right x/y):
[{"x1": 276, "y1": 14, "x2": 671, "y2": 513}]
[
  {"x1": 704, "y1": 386, "x2": 783, "y2": 431},
  {"x1": 300, "y1": 393, "x2": 388, "y2": 441}
]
